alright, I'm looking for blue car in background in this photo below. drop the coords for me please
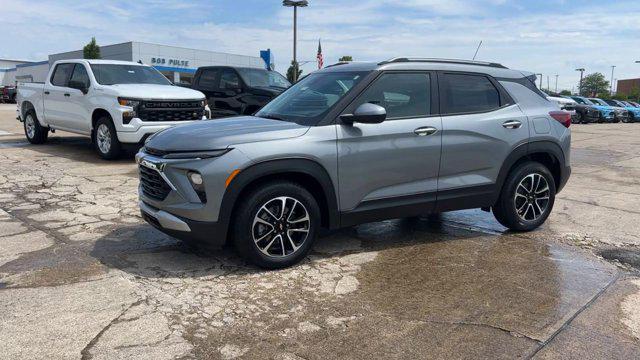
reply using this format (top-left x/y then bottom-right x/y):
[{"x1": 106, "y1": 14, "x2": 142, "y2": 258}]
[
  {"x1": 570, "y1": 96, "x2": 616, "y2": 123},
  {"x1": 604, "y1": 99, "x2": 640, "y2": 123},
  {"x1": 589, "y1": 98, "x2": 630, "y2": 123}
]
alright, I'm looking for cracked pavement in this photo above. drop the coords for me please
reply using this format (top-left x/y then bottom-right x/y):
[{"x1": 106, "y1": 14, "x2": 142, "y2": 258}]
[{"x1": 1, "y1": 103, "x2": 640, "y2": 359}]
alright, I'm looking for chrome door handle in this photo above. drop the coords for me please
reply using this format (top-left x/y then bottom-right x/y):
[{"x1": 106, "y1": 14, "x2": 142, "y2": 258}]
[
  {"x1": 414, "y1": 126, "x2": 438, "y2": 136},
  {"x1": 502, "y1": 120, "x2": 522, "y2": 129}
]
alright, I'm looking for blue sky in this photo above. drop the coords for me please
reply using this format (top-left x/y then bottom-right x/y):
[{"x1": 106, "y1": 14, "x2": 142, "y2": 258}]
[{"x1": 2, "y1": 0, "x2": 640, "y2": 91}]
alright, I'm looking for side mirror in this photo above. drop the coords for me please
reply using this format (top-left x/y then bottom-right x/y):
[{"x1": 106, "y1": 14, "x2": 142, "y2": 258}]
[
  {"x1": 68, "y1": 80, "x2": 88, "y2": 95},
  {"x1": 341, "y1": 103, "x2": 387, "y2": 124}
]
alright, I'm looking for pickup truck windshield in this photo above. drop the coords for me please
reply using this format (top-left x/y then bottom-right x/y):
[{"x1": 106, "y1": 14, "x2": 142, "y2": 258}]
[
  {"x1": 237, "y1": 68, "x2": 291, "y2": 89},
  {"x1": 90, "y1": 64, "x2": 172, "y2": 86},
  {"x1": 255, "y1": 71, "x2": 367, "y2": 126}
]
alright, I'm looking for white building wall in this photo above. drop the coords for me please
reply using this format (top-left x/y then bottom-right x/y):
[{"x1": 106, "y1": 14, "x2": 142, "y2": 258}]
[{"x1": 16, "y1": 63, "x2": 50, "y2": 83}]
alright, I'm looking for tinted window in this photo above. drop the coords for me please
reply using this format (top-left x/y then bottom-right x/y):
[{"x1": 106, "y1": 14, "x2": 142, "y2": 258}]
[
  {"x1": 90, "y1": 64, "x2": 171, "y2": 85},
  {"x1": 442, "y1": 73, "x2": 500, "y2": 114},
  {"x1": 237, "y1": 68, "x2": 291, "y2": 89},
  {"x1": 219, "y1": 69, "x2": 240, "y2": 89},
  {"x1": 69, "y1": 64, "x2": 90, "y2": 88},
  {"x1": 198, "y1": 69, "x2": 219, "y2": 89},
  {"x1": 51, "y1": 63, "x2": 74, "y2": 87},
  {"x1": 351, "y1": 73, "x2": 430, "y2": 119},
  {"x1": 256, "y1": 71, "x2": 367, "y2": 126}
]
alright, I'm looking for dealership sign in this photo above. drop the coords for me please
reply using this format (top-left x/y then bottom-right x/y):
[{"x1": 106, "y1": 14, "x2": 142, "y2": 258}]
[{"x1": 151, "y1": 57, "x2": 190, "y2": 67}]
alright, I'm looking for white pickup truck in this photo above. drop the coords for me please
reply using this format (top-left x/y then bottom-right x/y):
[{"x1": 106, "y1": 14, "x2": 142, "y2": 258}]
[{"x1": 17, "y1": 59, "x2": 208, "y2": 159}]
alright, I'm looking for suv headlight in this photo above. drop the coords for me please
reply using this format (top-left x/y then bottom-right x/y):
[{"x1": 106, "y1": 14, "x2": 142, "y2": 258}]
[{"x1": 161, "y1": 149, "x2": 231, "y2": 159}]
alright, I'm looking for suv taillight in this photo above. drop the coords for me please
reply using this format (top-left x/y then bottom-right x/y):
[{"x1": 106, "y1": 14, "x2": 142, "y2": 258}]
[{"x1": 549, "y1": 111, "x2": 571, "y2": 128}]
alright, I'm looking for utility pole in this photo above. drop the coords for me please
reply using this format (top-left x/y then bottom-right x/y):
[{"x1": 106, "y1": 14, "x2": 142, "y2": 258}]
[
  {"x1": 575, "y1": 68, "x2": 585, "y2": 95},
  {"x1": 547, "y1": 75, "x2": 550, "y2": 92},
  {"x1": 610, "y1": 65, "x2": 616, "y2": 95},
  {"x1": 555, "y1": 75, "x2": 559, "y2": 93},
  {"x1": 283, "y1": 1, "x2": 309, "y2": 82}
]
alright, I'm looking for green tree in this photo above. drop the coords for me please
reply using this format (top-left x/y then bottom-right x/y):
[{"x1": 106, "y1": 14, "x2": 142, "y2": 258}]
[
  {"x1": 580, "y1": 72, "x2": 609, "y2": 97},
  {"x1": 559, "y1": 90, "x2": 572, "y2": 96},
  {"x1": 628, "y1": 86, "x2": 640, "y2": 102},
  {"x1": 83, "y1": 37, "x2": 101, "y2": 59},
  {"x1": 286, "y1": 61, "x2": 303, "y2": 83},
  {"x1": 338, "y1": 56, "x2": 353, "y2": 62}
]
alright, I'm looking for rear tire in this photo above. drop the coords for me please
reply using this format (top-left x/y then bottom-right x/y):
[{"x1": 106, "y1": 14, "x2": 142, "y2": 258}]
[
  {"x1": 93, "y1": 116, "x2": 122, "y2": 160},
  {"x1": 493, "y1": 162, "x2": 556, "y2": 231},
  {"x1": 23, "y1": 110, "x2": 49, "y2": 144},
  {"x1": 232, "y1": 181, "x2": 320, "y2": 269}
]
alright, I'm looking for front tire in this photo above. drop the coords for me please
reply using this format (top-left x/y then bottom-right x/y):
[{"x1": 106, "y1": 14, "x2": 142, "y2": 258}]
[
  {"x1": 232, "y1": 181, "x2": 320, "y2": 269},
  {"x1": 93, "y1": 117, "x2": 122, "y2": 160},
  {"x1": 24, "y1": 110, "x2": 49, "y2": 144},
  {"x1": 493, "y1": 162, "x2": 556, "y2": 231}
]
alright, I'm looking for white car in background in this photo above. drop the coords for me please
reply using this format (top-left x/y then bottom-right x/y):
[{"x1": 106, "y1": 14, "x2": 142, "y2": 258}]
[
  {"x1": 17, "y1": 59, "x2": 208, "y2": 159},
  {"x1": 547, "y1": 95, "x2": 577, "y2": 118}
]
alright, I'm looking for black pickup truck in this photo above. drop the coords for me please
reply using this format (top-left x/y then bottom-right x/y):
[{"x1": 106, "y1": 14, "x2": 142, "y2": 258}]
[{"x1": 190, "y1": 66, "x2": 290, "y2": 118}]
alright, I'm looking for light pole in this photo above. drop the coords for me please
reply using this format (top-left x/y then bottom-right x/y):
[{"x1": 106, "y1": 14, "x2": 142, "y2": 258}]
[
  {"x1": 610, "y1": 65, "x2": 616, "y2": 95},
  {"x1": 283, "y1": 0, "x2": 309, "y2": 82},
  {"x1": 554, "y1": 75, "x2": 559, "y2": 93},
  {"x1": 575, "y1": 68, "x2": 585, "y2": 95}
]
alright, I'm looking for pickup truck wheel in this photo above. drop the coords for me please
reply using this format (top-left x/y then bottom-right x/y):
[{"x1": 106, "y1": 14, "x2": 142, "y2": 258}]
[
  {"x1": 24, "y1": 111, "x2": 49, "y2": 144},
  {"x1": 232, "y1": 181, "x2": 320, "y2": 269},
  {"x1": 93, "y1": 117, "x2": 121, "y2": 160},
  {"x1": 493, "y1": 162, "x2": 556, "y2": 232}
]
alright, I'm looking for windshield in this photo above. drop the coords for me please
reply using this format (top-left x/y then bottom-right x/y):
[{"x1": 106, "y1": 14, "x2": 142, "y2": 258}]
[
  {"x1": 589, "y1": 98, "x2": 608, "y2": 106},
  {"x1": 90, "y1": 64, "x2": 172, "y2": 85},
  {"x1": 255, "y1": 71, "x2": 367, "y2": 126},
  {"x1": 572, "y1": 96, "x2": 593, "y2": 105},
  {"x1": 237, "y1": 68, "x2": 291, "y2": 89}
]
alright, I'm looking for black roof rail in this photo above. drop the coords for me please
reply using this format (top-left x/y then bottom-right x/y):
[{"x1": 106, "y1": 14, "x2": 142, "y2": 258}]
[
  {"x1": 324, "y1": 62, "x2": 350, "y2": 68},
  {"x1": 378, "y1": 57, "x2": 508, "y2": 69}
]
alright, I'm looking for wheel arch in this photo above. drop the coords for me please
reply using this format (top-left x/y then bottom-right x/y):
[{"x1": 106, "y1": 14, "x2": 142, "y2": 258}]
[
  {"x1": 496, "y1": 141, "x2": 566, "y2": 202},
  {"x1": 220, "y1": 158, "x2": 340, "y2": 243},
  {"x1": 91, "y1": 108, "x2": 112, "y2": 131}
]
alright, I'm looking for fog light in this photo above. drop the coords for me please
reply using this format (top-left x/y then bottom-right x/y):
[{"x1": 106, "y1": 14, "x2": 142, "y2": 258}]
[{"x1": 189, "y1": 172, "x2": 203, "y2": 185}]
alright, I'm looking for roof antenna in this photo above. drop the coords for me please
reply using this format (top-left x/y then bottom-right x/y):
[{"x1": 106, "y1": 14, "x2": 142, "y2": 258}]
[{"x1": 472, "y1": 40, "x2": 483, "y2": 61}]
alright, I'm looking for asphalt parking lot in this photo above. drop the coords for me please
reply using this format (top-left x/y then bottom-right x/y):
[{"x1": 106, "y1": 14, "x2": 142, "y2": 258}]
[{"x1": 1, "y1": 103, "x2": 640, "y2": 359}]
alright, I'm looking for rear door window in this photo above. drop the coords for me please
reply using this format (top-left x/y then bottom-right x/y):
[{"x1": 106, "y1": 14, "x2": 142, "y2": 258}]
[
  {"x1": 219, "y1": 69, "x2": 240, "y2": 90},
  {"x1": 50, "y1": 63, "x2": 75, "y2": 87},
  {"x1": 441, "y1": 73, "x2": 501, "y2": 114}
]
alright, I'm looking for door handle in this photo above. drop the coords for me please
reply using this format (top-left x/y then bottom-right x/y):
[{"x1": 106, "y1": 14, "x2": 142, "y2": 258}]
[
  {"x1": 64, "y1": 93, "x2": 71, "y2": 97},
  {"x1": 502, "y1": 120, "x2": 522, "y2": 129},
  {"x1": 44, "y1": 91, "x2": 50, "y2": 95},
  {"x1": 414, "y1": 126, "x2": 438, "y2": 136}
]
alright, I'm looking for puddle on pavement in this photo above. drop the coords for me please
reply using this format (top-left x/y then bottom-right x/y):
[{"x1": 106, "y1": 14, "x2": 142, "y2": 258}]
[
  {"x1": 293, "y1": 216, "x2": 619, "y2": 359},
  {"x1": 599, "y1": 248, "x2": 640, "y2": 271}
]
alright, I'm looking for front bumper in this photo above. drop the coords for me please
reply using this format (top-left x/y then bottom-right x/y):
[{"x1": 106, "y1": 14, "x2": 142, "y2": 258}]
[{"x1": 140, "y1": 201, "x2": 227, "y2": 247}]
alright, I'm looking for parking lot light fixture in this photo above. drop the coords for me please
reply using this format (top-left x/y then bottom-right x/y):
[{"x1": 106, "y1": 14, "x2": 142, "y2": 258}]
[{"x1": 283, "y1": 0, "x2": 309, "y2": 82}]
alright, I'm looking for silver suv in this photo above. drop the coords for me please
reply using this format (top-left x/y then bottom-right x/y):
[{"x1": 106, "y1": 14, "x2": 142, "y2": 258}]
[{"x1": 137, "y1": 58, "x2": 571, "y2": 268}]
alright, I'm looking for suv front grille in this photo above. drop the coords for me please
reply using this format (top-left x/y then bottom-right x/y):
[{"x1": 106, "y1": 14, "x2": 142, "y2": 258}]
[
  {"x1": 139, "y1": 165, "x2": 171, "y2": 201},
  {"x1": 138, "y1": 100, "x2": 204, "y2": 122}
]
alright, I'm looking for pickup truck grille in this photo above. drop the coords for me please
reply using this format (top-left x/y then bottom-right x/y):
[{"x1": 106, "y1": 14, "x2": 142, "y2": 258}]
[
  {"x1": 139, "y1": 165, "x2": 171, "y2": 201},
  {"x1": 138, "y1": 100, "x2": 204, "y2": 122}
]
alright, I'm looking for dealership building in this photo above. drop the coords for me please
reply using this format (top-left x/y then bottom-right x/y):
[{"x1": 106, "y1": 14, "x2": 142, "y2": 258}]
[
  {"x1": 1, "y1": 41, "x2": 270, "y2": 86},
  {"x1": 617, "y1": 78, "x2": 640, "y2": 97}
]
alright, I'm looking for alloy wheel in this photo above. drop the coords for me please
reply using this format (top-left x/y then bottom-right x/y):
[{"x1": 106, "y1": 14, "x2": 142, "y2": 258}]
[
  {"x1": 25, "y1": 114, "x2": 35, "y2": 139},
  {"x1": 514, "y1": 173, "x2": 550, "y2": 222},
  {"x1": 252, "y1": 196, "x2": 310, "y2": 258},
  {"x1": 96, "y1": 124, "x2": 112, "y2": 154}
]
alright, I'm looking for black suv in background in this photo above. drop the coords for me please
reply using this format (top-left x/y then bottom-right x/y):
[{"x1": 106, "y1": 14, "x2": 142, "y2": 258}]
[{"x1": 191, "y1": 66, "x2": 291, "y2": 118}]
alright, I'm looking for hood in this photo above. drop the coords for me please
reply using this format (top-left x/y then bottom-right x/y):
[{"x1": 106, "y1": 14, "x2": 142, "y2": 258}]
[
  {"x1": 145, "y1": 116, "x2": 309, "y2": 152},
  {"x1": 249, "y1": 86, "x2": 286, "y2": 97},
  {"x1": 590, "y1": 105, "x2": 613, "y2": 112},
  {"x1": 104, "y1": 84, "x2": 205, "y2": 100}
]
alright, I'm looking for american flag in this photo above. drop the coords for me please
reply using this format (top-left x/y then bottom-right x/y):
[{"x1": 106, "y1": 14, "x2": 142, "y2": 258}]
[{"x1": 317, "y1": 39, "x2": 323, "y2": 69}]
